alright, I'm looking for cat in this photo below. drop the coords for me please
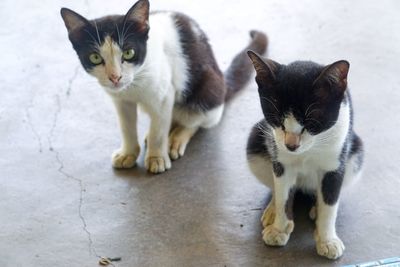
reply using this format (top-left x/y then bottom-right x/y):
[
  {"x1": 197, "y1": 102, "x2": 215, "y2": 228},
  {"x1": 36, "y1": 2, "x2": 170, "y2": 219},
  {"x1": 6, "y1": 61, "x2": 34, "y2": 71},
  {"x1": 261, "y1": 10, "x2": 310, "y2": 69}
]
[
  {"x1": 246, "y1": 51, "x2": 364, "y2": 259},
  {"x1": 60, "y1": 0, "x2": 267, "y2": 173}
]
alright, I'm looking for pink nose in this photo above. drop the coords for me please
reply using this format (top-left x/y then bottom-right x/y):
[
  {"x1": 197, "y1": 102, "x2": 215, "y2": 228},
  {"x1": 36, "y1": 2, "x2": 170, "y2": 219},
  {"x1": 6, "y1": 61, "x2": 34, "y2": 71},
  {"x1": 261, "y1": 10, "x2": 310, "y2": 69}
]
[{"x1": 109, "y1": 74, "x2": 121, "y2": 85}]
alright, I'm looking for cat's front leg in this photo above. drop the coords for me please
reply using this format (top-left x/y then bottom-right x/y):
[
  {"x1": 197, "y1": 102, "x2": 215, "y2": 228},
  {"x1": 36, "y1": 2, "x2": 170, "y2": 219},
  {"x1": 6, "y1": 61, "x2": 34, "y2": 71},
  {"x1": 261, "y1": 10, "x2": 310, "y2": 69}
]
[
  {"x1": 145, "y1": 96, "x2": 173, "y2": 174},
  {"x1": 111, "y1": 99, "x2": 140, "y2": 168},
  {"x1": 315, "y1": 171, "x2": 345, "y2": 260},
  {"x1": 263, "y1": 163, "x2": 296, "y2": 246}
]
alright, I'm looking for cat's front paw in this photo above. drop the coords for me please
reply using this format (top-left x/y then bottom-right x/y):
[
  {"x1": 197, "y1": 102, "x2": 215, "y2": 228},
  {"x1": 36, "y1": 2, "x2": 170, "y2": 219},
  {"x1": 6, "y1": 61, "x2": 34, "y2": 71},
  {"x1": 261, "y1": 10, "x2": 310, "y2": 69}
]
[
  {"x1": 145, "y1": 154, "x2": 171, "y2": 174},
  {"x1": 262, "y1": 221, "x2": 294, "y2": 246},
  {"x1": 112, "y1": 147, "x2": 140, "y2": 169},
  {"x1": 315, "y1": 232, "x2": 345, "y2": 259}
]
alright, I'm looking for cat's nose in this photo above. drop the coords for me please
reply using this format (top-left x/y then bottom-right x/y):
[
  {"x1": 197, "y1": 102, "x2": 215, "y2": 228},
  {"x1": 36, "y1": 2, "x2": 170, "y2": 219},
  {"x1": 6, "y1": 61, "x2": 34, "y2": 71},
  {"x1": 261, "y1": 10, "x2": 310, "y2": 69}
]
[
  {"x1": 284, "y1": 132, "x2": 300, "y2": 152},
  {"x1": 109, "y1": 74, "x2": 122, "y2": 85},
  {"x1": 285, "y1": 144, "x2": 299, "y2": 151}
]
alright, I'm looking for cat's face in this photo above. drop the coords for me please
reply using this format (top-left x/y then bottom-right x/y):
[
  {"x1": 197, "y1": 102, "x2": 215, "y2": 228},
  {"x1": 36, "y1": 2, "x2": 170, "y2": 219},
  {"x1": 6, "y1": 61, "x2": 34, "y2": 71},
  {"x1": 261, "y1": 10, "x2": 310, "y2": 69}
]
[
  {"x1": 61, "y1": 0, "x2": 149, "y2": 93},
  {"x1": 248, "y1": 51, "x2": 349, "y2": 154}
]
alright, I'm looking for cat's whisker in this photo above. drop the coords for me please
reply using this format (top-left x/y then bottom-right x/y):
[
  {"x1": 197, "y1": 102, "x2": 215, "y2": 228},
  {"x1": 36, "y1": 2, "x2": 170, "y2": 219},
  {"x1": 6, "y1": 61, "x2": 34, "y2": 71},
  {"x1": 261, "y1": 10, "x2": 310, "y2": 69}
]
[
  {"x1": 83, "y1": 29, "x2": 100, "y2": 48},
  {"x1": 306, "y1": 117, "x2": 323, "y2": 127},
  {"x1": 306, "y1": 108, "x2": 319, "y2": 117},
  {"x1": 123, "y1": 32, "x2": 137, "y2": 42},
  {"x1": 260, "y1": 96, "x2": 279, "y2": 113},
  {"x1": 115, "y1": 23, "x2": 122, "y2": 47},
  {"x1": 94, "y1": 20, "x2": 101, "y2": 45},
  {"x1": 305, "y1": 102, "x2": 318, "y2": 117},
  {"x1": 122, "y1": 22, "x2": 135, "y2": 42}
]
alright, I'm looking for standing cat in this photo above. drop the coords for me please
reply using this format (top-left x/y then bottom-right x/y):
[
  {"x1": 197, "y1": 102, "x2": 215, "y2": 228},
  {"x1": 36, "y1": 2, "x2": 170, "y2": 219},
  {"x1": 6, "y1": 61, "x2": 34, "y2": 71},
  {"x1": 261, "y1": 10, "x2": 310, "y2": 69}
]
[
  {"x1": 60, "y1": 0, "x2": 267, "y2": 173},
  {"x1": 246, "y1": 51, "x2": 364, "y2": 259}
]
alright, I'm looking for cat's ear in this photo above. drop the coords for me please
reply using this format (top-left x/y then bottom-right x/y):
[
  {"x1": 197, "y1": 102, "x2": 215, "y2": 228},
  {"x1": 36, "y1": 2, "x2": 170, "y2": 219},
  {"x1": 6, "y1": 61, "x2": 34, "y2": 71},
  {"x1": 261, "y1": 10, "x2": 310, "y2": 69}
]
[
  {"x1": 247, "y1": 51, "x2": 279, "y2": 88},
  {"x1": 60, "y1": 8, "x2": 89, "y2": 33},
  {"x1": 124, "y1": 0, "x2": 150, "y2": 31},
  {"x1": 314, "y1": 60, "x2": 350, "y2": 98}
]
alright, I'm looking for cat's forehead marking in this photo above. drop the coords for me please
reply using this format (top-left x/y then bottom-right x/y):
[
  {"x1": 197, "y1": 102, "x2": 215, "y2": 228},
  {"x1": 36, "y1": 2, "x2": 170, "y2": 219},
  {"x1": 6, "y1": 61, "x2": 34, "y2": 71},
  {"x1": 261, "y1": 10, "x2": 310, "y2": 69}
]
[
  {"x1": 98, "y1": 36, "x2": 123, "y2": 73},
  {"x1": 99, "y1": 36, "x2": 122, "y2": 63},
  {"x1": 284, "y1": 113, "x2": 303, "y2": 134},
  {"x1": 98, "y1": 36, "x2": 123, "y2": 76}
]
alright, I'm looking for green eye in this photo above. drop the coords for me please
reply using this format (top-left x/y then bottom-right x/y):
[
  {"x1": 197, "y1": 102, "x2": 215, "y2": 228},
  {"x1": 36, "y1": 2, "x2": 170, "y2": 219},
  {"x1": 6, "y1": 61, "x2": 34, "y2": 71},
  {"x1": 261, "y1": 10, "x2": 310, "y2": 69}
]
[
  {"x1": 122, "y1": 49, "x2": 135, "y2": 60},
  {"x1": 89, "y1": 53, "x2": 103, "y2": 65}
]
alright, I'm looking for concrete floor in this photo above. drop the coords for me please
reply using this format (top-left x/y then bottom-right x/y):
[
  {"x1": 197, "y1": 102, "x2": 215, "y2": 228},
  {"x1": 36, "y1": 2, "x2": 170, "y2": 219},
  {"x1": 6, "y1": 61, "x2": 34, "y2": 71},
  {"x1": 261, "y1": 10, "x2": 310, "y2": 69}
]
[{"x1": 1, "y1": 0, "x2": 399, "y2": 266}]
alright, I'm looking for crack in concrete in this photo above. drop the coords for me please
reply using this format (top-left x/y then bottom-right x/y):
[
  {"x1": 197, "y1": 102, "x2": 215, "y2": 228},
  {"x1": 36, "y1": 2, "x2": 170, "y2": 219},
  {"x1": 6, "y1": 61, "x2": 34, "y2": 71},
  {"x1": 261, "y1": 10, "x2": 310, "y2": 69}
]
[
  {"x1": 48, "y1": 68, "x2": 100, "y2": 259},
  {"x1": 25, "y1": 92, "x2": 43, "y2": 153},
  {"x1": 53, "y1": 150, "x2": 99, "y2": 258},
  {"x1": 47, "y1": 94, "x2": 61, "y2": 151},
  {"x1": 66, "y1": 66, "x2": 79, "y2": 97}
]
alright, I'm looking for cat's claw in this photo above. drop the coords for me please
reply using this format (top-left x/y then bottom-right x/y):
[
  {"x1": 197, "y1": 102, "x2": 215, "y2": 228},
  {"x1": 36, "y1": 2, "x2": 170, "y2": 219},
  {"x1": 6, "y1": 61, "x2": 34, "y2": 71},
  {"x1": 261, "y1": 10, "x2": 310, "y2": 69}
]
[
  {"x1": 261, "y1": 201, "x2": 275, "y2": 227},
  {"x1": 315, "y1": 232, "x2": 345, "y2": 259},
  {"x1": 262, "y1": 221, "x2": 294, "y2": 246},
  {"x1": 145, "y1": 155, "x2": 171, "y2": 174},
  {"x1": 309, "y1": 205, "x2": 316, "y2": 220},
  {"x1": 112, "y1": 148, "x2": 139, "y2": 169}
]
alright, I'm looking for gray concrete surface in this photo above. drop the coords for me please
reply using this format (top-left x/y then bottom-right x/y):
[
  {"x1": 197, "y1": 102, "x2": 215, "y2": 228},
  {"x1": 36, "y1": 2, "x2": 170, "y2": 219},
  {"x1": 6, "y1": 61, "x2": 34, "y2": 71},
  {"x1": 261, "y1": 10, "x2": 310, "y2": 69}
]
[{"x1": 1, "y1": 0, "x2": 399, "y2": 266}]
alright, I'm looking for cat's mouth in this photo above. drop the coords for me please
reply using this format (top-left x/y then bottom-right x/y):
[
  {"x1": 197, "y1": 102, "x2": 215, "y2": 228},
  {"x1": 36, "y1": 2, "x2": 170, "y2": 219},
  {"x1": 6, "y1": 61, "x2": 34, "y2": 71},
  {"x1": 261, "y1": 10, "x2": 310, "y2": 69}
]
[{"x1": 105, "y1": 82, "x2": 128, "y2": 92}]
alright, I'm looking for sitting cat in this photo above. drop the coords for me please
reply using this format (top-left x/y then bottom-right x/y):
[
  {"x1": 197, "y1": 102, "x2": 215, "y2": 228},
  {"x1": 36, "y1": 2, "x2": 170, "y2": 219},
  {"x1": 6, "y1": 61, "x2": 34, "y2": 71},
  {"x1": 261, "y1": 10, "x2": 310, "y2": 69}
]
[
  {"x1": 246, "y1": 51, "x2": 364, "y2": 259},
  {"x1": 60, "y1": 0, "x2": 267, "y2": 173}
]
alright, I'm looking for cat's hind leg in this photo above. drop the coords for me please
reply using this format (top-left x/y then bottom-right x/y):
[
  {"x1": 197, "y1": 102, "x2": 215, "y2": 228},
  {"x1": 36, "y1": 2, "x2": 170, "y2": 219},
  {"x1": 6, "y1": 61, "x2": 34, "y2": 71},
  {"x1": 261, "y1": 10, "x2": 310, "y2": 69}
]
[
  {"x1": 169, "y1": 125, "x2": 198, "y2": 160},
  {"x1": 169, "y1": 104, "x2": 224, "y2": 160}
]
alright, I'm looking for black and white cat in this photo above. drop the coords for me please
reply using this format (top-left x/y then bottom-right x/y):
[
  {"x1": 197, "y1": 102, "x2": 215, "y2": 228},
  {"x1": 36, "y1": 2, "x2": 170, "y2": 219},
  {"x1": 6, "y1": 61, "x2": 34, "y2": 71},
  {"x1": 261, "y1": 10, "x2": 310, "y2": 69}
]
[
  {"x1": 60, "y1": 0, "x2": 267, "y2": 173},
  {"x1": 246, "y1": 51, "x2": 364, "y2": 259}
]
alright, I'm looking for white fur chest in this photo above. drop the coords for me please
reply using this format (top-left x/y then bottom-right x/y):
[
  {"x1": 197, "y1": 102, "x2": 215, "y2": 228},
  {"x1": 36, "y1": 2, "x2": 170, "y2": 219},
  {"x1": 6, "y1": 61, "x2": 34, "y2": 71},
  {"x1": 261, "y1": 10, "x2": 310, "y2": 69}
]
[{"x1": 275, "y1": 103, "x2": 350, "y2": 191}]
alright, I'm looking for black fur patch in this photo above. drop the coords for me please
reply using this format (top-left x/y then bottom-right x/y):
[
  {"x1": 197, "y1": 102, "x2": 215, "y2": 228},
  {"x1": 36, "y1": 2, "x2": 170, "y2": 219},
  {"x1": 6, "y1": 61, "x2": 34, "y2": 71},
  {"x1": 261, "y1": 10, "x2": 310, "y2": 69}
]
[
  {"x1": 174, "y1": 14, "x2": 268, "y2": 111},
  {"x1": 349, "y1": 133, "x2": 364, "y2": 172},
  {"x1": 173, "y1": 13, "x2": 225, "y2": 111},
  {"x1": 272, "y1": 162, "x2": 284, "y2": 177},
  {"x1": 321, "y1": 170, "x2": 344, "y2": 205}
]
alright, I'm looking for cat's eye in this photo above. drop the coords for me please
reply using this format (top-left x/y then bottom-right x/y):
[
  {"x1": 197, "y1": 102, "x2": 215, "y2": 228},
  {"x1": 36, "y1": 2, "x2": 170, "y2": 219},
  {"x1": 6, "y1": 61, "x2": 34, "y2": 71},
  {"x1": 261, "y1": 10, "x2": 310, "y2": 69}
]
[
  {"x1": 123, "y1": 49, "x2": 135, "y2": 60},
  {"x1": 89, "y1": 53, "x2": 103, "y2": 65}
]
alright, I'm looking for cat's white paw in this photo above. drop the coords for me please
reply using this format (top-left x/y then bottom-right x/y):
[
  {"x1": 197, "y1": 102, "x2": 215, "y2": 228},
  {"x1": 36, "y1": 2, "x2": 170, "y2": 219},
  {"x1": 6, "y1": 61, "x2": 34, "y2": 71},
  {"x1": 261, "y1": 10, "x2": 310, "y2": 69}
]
[
  {"x1": 169, "y1": 139, "x2": 186, "y2": 160},
  {"x1": 168, "y1": 126, "x2": 195, "y2": 160},
  {"x1": 145, "y1": 154, "x2": 171, "y2": 174},
  {"x1": 112, "y1": 148, "x2": 140, "y2": 169},
  {"x1": 315, "y1": 232, "x2": 345, "y2": 259},
  {"x1": 261, "y1": 201, "x2": 275, "y2": 227},
  {"x1": 262, "y1": 221, "x2": 294, "y2": 246},
  {"x1": 309, "y1": 205, "x2": 316, "y2": 220}
]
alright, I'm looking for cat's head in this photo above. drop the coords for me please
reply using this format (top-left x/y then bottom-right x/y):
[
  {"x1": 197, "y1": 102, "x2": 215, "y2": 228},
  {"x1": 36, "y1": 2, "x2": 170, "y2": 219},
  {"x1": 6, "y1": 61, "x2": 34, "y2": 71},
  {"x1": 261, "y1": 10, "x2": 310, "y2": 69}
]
[
  {"x1": 60, "y1": 0, "x2": 149, "y2": 93},
  {"x1": 247, "y1": 51, "x2": 350, "y2": 154}
]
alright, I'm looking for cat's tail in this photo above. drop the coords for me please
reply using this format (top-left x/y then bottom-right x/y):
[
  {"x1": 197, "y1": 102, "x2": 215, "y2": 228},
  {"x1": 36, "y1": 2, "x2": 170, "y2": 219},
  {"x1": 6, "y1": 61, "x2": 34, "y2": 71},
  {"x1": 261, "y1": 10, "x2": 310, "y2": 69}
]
[{"x1": 224, "y1": 30, "x2": 268, "y2": 101}]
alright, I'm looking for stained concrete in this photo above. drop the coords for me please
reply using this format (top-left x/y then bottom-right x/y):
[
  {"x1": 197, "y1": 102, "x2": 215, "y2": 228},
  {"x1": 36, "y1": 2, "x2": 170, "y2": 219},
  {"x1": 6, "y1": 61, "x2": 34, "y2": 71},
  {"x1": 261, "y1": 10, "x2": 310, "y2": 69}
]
[{"x1": 1, "y1": 0, "x2": 399, "y2": 266}]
